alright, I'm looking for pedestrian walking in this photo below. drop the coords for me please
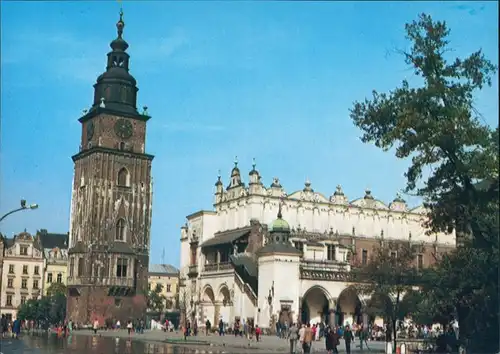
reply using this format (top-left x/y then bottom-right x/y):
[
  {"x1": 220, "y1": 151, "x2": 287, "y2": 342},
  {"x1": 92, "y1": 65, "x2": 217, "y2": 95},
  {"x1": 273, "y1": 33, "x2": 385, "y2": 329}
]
[
  {"x1": 92, "y1": 319, "x2": 99, "y2": 335},
  {"x1": 359, "y1": 323, "x2": 370, "y2": 351},
  {"x1": 344, "y1": 325, "x2": 354, "y2": 354},
  {"x1": 1, "y1": 315, "x2": 8, "y2": 338},
  {"x1": 289, "y1": 323, "x2": 299, "y2": 354},
  {"x1": 218, "y1": 319, "x2": 224, "y2": 336},
  {"x1": 302, "y1": 324, "x2": 313, "y2": 354},
  {"x1": 12, "y1": 318, "x2": 21, "y2": 339}
]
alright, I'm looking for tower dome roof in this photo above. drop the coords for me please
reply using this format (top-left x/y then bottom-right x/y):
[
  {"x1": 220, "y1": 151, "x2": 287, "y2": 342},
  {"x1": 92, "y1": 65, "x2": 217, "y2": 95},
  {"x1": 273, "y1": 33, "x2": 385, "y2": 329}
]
[
  {"x1": 88, "y1": 9, "x2": 140, "y2": 117},
  {"x1": 271, "y1": 217, "x2": 290, "y2": 232},
  {"x1": 270, "y1": 203, "x2": 290, "y2": 232}
]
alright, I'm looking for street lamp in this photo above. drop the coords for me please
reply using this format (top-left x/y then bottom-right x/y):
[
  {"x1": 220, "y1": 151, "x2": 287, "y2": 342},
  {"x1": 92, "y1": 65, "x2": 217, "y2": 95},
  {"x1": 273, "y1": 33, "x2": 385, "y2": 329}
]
[
  {"x1": 267, "y1": 281, "x2": 275, "y2": 306},
  {"x1": 0, "y1": 199, "x2": 39, "y2": 223},
  {"x1": 0, "y1": 199, "x2": 38, "y2": 322}
]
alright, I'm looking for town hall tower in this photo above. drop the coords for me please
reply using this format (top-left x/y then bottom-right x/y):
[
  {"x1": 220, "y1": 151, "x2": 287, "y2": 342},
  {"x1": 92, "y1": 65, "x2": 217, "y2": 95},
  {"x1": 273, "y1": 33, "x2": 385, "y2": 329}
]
[{"x1": 66, "y1": 11, "x2": 154, "y2": 323}]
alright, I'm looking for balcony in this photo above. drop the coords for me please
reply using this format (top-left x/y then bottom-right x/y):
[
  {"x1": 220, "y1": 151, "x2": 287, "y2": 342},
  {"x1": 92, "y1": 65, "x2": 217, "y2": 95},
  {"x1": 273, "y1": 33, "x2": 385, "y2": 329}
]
[
  {"x1": 187, "y1": 265, "x2": 199, "y2": 277},
  {"x1": 67, "y1": 276, "x2": 135, "y2": 287},
  {"x1": 202, "y1": 262, "x2": 233, "y2": 274}
]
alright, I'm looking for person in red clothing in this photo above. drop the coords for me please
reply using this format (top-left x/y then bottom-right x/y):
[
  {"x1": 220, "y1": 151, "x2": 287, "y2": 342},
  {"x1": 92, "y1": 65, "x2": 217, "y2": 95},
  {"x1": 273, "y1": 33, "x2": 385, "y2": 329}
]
[{"x1": 255, "y1": 325, "x2": 262, "y2": 342}]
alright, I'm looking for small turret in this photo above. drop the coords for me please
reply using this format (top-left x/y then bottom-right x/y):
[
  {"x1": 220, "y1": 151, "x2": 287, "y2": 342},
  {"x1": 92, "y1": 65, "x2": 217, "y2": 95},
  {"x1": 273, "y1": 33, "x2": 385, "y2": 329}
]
[
  {"x1": 248, "y1": 158, "x2": 260, "y2": 185},
  {"x1": 330, "y1": 184, "x2": 348, "y2": 204},
  {"x1": 227, "y1": 156, "x2": 243, "y2": 189},
  {"x1": 248, "y1": 158, "x2": 264, "y2": 195},
  {"x1": 303, "y1": 178, "x2": 314, "y2": 193},
  {"x1": 214, "y1": 170, "x2": 224, "y2": 204},
  {"x1": 390, "y1": 192, "x2": 408, "y2": 212},
  {"x1": 364, "y1": 188, "x2": 374, "y2": 200}
]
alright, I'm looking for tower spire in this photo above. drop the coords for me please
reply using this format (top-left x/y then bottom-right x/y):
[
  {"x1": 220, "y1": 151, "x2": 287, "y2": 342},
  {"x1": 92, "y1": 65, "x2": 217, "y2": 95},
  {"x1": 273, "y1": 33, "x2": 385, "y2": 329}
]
[
  {"x1": 88, "y1": 10, "x2": 140, "y2": 116},
  {"x1": 117, "y1": 8, "x2": 125, "y2": 38},
  {"x1": 277, "y1": 197, "x2": 283, "y2": 219}
]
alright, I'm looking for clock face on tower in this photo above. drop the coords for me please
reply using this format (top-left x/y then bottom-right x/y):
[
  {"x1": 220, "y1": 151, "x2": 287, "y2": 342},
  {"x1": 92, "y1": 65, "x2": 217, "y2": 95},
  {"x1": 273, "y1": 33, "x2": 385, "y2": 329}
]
[
  {"x1": 87, "y1": 121, "x2": 95, "y2": 141},
  {"x1": 114, "y1": 119, "x2": 133, "y2": 139}
]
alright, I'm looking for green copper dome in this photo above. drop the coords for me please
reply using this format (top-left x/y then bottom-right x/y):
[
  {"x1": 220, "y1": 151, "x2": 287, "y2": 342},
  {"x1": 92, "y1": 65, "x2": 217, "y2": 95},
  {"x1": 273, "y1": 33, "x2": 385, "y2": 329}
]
[
  {"x1": 270, "y1": 203, "x2": 290, "y2": 233},
  {"x1": 271, "y1": 217, "x2": 290, "y2": 232}
]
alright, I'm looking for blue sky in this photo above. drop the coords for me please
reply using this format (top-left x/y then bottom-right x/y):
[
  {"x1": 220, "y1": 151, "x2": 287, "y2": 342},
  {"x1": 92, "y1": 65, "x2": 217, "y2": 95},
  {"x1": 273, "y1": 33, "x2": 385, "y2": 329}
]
[{"x1": 1, "y1": 1, "x2": 498, "y2": 267}]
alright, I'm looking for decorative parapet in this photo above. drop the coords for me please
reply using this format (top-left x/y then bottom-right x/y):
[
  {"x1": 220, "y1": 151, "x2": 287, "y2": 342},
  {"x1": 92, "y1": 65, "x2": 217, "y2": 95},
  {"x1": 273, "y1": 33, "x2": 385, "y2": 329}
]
[
  {"x1": 300, "y1": 266, "x2": 428, "y2": 285},
  {"x1": 202, "y1": 262, "x2": 233, "y2": 274},
  {"x1": 301, "y1": 259, "x2": 351, "y2": 272}
]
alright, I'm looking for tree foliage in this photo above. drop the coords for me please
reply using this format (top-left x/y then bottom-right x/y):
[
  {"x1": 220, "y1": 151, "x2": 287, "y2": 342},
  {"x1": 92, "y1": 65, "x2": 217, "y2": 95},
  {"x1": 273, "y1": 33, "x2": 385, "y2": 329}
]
[
  {"x1": 350, "y1": 13, "x2": 497, "y2": 240},
  {"x1": 17, "y1": 294, "x2": 66, "y2": 326},
  {"x1": 177, "y1": 288, "x2": 191, "y2": 327},
  {"x1": 349, "y1": 13, "x2": 499, "y2": 352},
  {"x1": 46, "y1": 282, "x2": 67, "y2": 297},
  {"x1": 146, "y1": 283, "x2": 167, "y2": 313},
  {"x1": 355, "y1": 239, "x2": 420, "y2": 348}
]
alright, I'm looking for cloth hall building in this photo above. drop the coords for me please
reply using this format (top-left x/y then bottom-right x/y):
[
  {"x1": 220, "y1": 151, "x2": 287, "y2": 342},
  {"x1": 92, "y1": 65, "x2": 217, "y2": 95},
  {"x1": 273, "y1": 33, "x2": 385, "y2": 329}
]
[{"x1": 179, "y1": 161, "x2": 456, "y2": 330}]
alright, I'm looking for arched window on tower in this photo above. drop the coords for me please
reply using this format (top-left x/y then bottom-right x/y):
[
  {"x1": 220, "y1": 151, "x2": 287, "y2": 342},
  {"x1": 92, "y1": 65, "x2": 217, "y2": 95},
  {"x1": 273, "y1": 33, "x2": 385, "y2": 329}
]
[
  {"x1": 116, "y1": 218, "x2": 126, "y2": 241},
  {"x1": 117, "y1": 167, "x2": 130, "y2": 187}
]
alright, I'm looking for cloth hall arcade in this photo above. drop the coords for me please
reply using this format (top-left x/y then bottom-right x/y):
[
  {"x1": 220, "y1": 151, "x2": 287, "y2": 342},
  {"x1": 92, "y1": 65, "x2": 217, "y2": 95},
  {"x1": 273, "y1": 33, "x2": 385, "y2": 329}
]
[{"x1": 179, "y1": 159, "x2": 456, "y2": 329}]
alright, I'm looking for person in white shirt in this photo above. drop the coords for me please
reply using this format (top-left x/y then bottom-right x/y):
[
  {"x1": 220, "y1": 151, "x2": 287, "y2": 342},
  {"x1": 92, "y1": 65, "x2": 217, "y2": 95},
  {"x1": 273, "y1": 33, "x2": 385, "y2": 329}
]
[
  {"x1": 127, "y1": 320, "x2": 133, "y2": 336},
  {"x1": 92, "y1": 319, "x2": 99, "y2": 335},
  {"x1": 299, "y1": 324, "x2": 306, "y2": 352}
]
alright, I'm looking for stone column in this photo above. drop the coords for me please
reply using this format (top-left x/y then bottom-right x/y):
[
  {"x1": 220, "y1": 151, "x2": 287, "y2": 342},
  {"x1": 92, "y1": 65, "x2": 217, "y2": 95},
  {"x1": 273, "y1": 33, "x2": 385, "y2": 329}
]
[
  {"x1": 214, "y1": 303, "x2": 221, "y2": 325},
  {"x1": 328, "y1": 298, "x2": 337, "y2": 326},
  {"x1": 298, "y1": 296, "x2": 303, "y2": 325},
  {"x1": 362, "y1": 312, "x2": 369, "y2": 326}
]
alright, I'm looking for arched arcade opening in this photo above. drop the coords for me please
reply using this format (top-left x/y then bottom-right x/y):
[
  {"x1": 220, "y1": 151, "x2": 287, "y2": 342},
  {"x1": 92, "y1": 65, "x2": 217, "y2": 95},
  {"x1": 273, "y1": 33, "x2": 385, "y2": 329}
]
[
  {"x1": 301, "y1": 286, "x2": 330, "y2": 325},
  {"x1": 365, "y1": 292, "x2": 394, "y2": 326},
  {"x1": 201, "y1": 285, "x2": 216, "y2": 325},
  {"x1": 337, "y1": 287, "x2": 363, "y2": 326},
  {"x1": 217, "y1": 285, "x2": 231, "y2": 323}
]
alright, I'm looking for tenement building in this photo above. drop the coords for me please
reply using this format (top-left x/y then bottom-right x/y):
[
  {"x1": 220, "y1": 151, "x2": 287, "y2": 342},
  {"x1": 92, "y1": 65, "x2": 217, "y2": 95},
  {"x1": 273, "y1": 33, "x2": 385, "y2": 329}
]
[
  {"x1": 179, "y1": 160, "x2": 456, "y2": 329},
  {"x1": 148, "y1": 264, "x2": 180, "y2": 310},
  {"x1": 66, "y1": 11, "x2": 153, "y2": 324},
  {"x1": 37, "y1": 230, "x2": 69, "y2": 295},
  {"x1": 0, "y1": 231, "x2": 44, "y2": 321}
]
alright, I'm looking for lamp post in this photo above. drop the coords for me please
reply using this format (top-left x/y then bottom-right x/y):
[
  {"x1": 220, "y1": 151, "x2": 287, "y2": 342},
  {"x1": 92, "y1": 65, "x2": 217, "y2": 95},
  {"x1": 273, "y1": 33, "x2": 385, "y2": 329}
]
[
  {"x1": 0, "y1": 199, "x2": 38, "y2": 223},
  {"x1": 0, "y1": 199, "x2": 38, "y2": 321}
]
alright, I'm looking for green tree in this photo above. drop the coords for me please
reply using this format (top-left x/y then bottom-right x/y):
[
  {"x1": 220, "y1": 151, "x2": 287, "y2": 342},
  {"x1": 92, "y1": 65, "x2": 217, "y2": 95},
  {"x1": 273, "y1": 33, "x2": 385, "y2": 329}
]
[
  {"x1": 49, "y1": 293, "x2": 67, "y2": 325},
  {"x1": 177, "y1": 288, "x2": 190, "y2": 327},
  {"x1": 46, "y1": 282, "x2": 67, "y2": 297},
  {"x1": 354, "y1": 239, "x2": 420, "y2": 350},
  {"x1": 349, "y1": 13, "x2": 498, "y2": 352},
  {"x1": 350, "y1": 13, "x2": 497, "y2": 241},
  {"x1": 17, "y1": 294, "x2": 66, "y2": 327},
  {"x1": 17, "y1": 299, "x2": 39, "y2": 321},
  {"x1": 146, "y1": 283, "x2": 167, "y2": 312}
]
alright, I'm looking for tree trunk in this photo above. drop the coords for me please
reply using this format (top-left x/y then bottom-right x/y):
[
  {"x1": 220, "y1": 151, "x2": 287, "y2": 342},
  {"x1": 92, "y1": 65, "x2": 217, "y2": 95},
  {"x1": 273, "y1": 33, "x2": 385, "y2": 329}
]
[
  {"x1": 393, "y1": 294, "x2": 400, "y2": 354},
  {"x1": 392, "y1": 316, "x2": 397, "y2": 354}
]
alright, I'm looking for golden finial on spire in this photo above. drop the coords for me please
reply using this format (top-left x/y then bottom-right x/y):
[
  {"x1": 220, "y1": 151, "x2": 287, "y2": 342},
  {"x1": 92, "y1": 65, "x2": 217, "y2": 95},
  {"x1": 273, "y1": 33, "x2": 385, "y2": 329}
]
[{"x1": 116, "y1": 7, "x2": 125, "y2": 38}]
